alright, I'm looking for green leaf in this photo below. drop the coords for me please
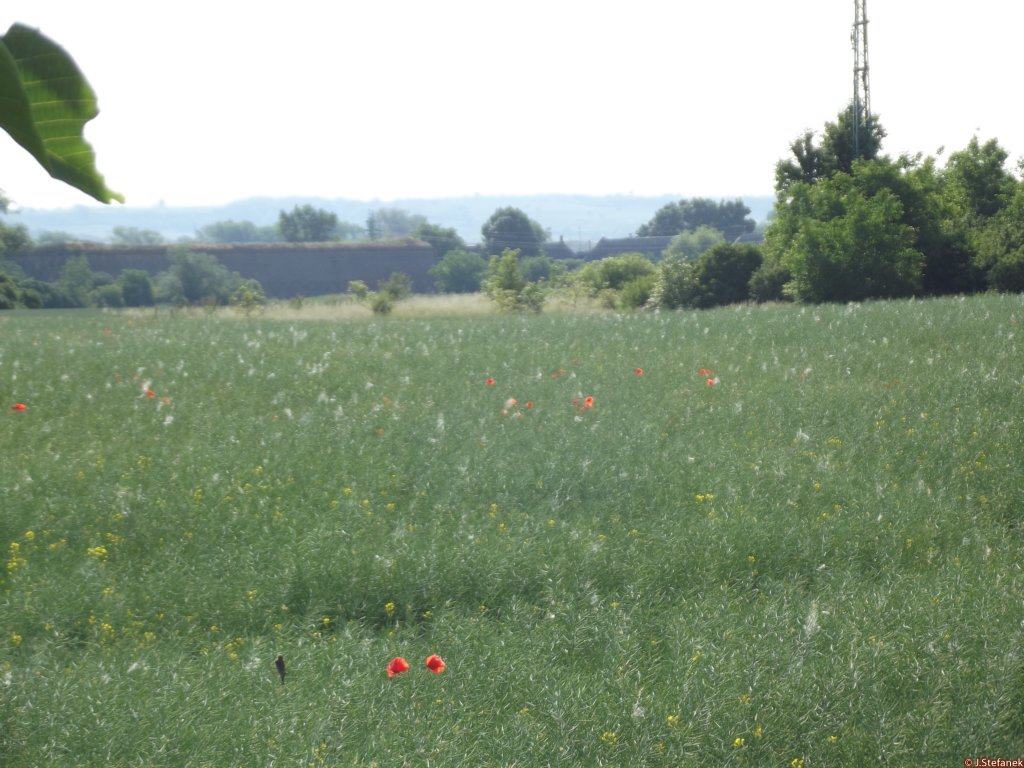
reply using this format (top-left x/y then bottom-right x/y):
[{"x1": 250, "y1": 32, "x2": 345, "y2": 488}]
[{"x1": 0, "y1": 23, "x2": 122, "y2": 203}]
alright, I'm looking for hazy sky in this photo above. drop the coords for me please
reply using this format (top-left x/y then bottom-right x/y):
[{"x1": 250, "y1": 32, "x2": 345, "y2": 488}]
[{"x1": 1, "y1": 1, "x2": 1021, "y2": 209}]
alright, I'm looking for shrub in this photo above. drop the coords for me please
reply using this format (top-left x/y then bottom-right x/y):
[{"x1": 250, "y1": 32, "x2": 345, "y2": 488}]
[
  {"x1": 119, "y1": 269, "x2": 155, "y2": 307},
  {"x1": 577, "y1": 253, "x2": 656, "y2": 294},
  {"x1": 347, "y1": 280, "x2": 369, "y2": 300},
  {"x1": 91, "y1": 283, "x2": 125, "y2": 308},
  {"x1": 520, "y1": 255, "x2": 560, "y2": 283},
  {"x1": 650, "y1": 258, "x2": 700, "y2": 309},
  {"x1": 378, "y1": 272, "x2": 412, "y2": 301},
  {"x1": 689, "y1": 244, "x2": 763, "y2": 308},
  {"x1": 0, "y1": 273, "x2": 20, "y2": 309},
  {"x1": 989, "y1": 251, "x2": 1024, "y2": 293},
  {"x1": 618, "y1": 274, "x2": 656, "y2": 309},
  {"x1": 230, "y1": 279, "x2": 267, "y2": 315},
  {"x1": 162, "y1": 250, "x2": 242, "y2": 304},
  {"x1": 369, "y1": 292, "x2": 394, "y2": 315},
  {"x1": 748, "y1": 259, "x2": 792, "y2": 303},
  {"x1": 21, "y1": 278, "x2": 75, "y2": 308},
  {"x1": 483, "y1": 249, "x2": 545, "y2": 313},
  {"x1": 58, "y1": 255, "x2": 95, "y2": 307},
  {"x1": 429, "y1": 250, "x2": 487, "y2": 293}
]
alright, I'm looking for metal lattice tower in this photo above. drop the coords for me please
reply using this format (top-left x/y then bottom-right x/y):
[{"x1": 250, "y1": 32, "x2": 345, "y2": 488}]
[{"x1": 852, "y1": 0, "x2": 871, "y2": 156}]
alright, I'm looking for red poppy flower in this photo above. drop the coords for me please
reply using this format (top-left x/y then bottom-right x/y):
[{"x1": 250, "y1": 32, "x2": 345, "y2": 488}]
[
  {"x1": 485, "y1": 377, "x2": 496, "y2": 386},
  {"x1": 145, "y1": 389, "x2": 156, "y2": 398},
  {"x1": 425, "y1": 654, "x2": 446, "y2": 674},
  {"x1": 11, "y1": 403, "x2": 27, "y2": 412},
  {"x1": 706, "y1": 377, "x2": 719, "y2": 387},
  {"x1": 525, "y1": 401, "x2": 534, "y2": 410},
  {"x1": 698, "y1": 368, "x2": 713, "y2": 377},
  {"x1": 634, "y1": 368, "x2": 644, "y2": 376},
  {"x1": 386, "y1": 656, "x2": 410, "y2": 678},
  {"x1": 583, "y1": 396, "x2": 595, "y2": 409}
]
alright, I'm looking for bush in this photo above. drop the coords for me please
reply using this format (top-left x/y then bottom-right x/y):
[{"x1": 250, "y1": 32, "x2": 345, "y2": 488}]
[
  {"x1": 989, "y1": 251, "x2": 1024, "y2": 292},
  {"x1": 58, "y1": 255, "x2": 95, "y2": 307},
  {"x1": 618, "y1": 274, "x2": 656, "y2": 309},
  {"x1": 230, "y1": 279, "x2": 267, "y2": 315},
  {"x1": 429, "y1": 250, "x2": 487, "y2": 293},
  {"x1": 748, "y1": 259, "x2": 791, "y2": 303},
  {"x1": 688, "y1": 244, "x2": 763, "y2": 308},
  {"x1": 0, "y1": 273, "x2": 20, "y2": 309},
  {"x1": 483, "y1": 249, "x2": 546, "y2": 313},
  {"x1": 520, "y1": 255, "x2": 560, "y2": 283},
  {"x1": 91, "y1": 283, "x2": 125, "y2": 308},
  {"x1": 347, "y1": 280, "x2": 369, "y2": 300},
  {"x1": 120, "y1": 269, "x2": 155, "y2": 306},
  {"x1": 369, "y1": 293, "x2": 393, "y2": 315},
  {"x1": 378, "y1": 272, "x2": 412, "y2": 301},
  {"x1": 21, "y1": 278, "x2": 75, "y2": 308},
  {"x1": 650, "y1": 258, "x2": 700, "y2": 309},
  {"x1": 162, "y1": 250, "x2": 242, "y2": 304},
  {"x1": 576, "y1": 253, "x2": 657, "y2": 295}
]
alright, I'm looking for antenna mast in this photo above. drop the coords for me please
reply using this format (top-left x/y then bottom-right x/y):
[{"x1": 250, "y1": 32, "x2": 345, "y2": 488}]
[{"x1": 852, "y1": 0, "x2": 871, "y2": 156}]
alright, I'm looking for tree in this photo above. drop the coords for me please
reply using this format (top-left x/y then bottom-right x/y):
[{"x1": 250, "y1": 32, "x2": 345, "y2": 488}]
[
  {"x1": 481, "y1": 207, "x2": 547, "y2": 257},
  {"x1": 943, "y1": 137, "x2": 1016, "y2": 222},
  {"x1": 278, "y1": 205, "x2": 338, "y2": 242},
  {"x1": 196, "y1": 220, "x2": 280, "y2": 243},
  {"x1": 577, "y1": 253, "x2": 657, "y2": 294},
  {"x1": 58, "y1": 255, "x2": 95, "y2": 306},
  {"x1": 975, "y1": 181, "x2": 1024, "y2": 279},
  {"x1": 662, "y1": 226, "x2": 725, "y2": 261},
  {"x1": 483, "y1": 249, "x2": 545, "y2": 312},
  {"x1": 636, "y1": 198, "x2": 755, "y2": 241},
  {"x1": 366, "y1": 208, "x2": 427, "y2": 240},
  {"x1": 162, "y1": 250, "x2": 242, "y2": 304},
  {"x1": 688, "y1": 244, "x2": 763, "y2": 308},
  {"x1": 119, "y1": 269, "x2": 155, "y2": 306},
  {"x1": 765, "y1": 173, "x2": 922, "y2": 303},
  {"x1": 428, "y1": 250, "x2": 487, "y2": 293},
  {"x1": 111, "y1": 226, "x2": 165, "y2": 246},
  {"x1": 775, "y1": 105, "x2": 886, "y2": 191},
  {"x1": 412, "y1": 222, "x2": 465, "y2": 258}
]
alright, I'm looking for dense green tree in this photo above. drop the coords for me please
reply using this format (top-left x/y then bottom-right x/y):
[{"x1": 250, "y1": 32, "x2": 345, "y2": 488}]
[
  {"x1": 481, "y1": 207, "x2": 547, "y2": 256},
  {"x1": 943, "y1": 137, "x2": 1016, "y2": 221},
  {"x1": 765, "y1": 172, "x2": 922, "y2": 303},
  {"x1": 775, "y1": 105, "x2": 886, "y2": 191},
  {"x1": 278, "y1": 205, "x2": 338, "y2": 242},
  {"x1": 196, "y1": 220, "x2": 280, "y2": 243},
  {"x1": 412, "y1": 222, "x2": 465, "y2": 258},
  {"x1": 111, "y1": 226, "x2": 165, "y2": 246},
  {"x1": 366, "y1": 208, "x2": 427, "y2": 240},
  {"x1": 36, "y1": 230, "x2": 89, "y2": 245},
  {"x1": 577, "y1": 253, "x2": 657, "y2": 294},
  {"x1": 429, "y1": 250, "x2": 487, "y2": 293},
  {"x1": 662, "y1": 226, "x2": 725, "y2": 261},
  {"x1": 687, "y1": 244, "x2": 762, "y2": 308},
  {"x1": 975, "y1": 182, "x2": 1024, "y2": 277},
  {"x1": 636, "y1": 198, "x2": 754, "y2": 241},
  {"x1": 119, "y1": 269, "x2": 155, "y2": 306}
]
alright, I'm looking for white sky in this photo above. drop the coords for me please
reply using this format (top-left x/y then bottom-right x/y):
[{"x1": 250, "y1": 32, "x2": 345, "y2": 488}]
[{"x1": 1, "y1": 0, "x2": 1021, "y2": 209}]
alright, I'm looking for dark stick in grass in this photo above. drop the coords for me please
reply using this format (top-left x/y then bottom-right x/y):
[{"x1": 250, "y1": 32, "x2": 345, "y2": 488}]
[{"x1": 275, "y1": 654, "x2": 286, "y2": 684}]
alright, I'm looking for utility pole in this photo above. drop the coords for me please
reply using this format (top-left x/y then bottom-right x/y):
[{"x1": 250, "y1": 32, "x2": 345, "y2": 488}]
[{"x1": 852, "y1": 0, "x2": 871, "y2": 157}]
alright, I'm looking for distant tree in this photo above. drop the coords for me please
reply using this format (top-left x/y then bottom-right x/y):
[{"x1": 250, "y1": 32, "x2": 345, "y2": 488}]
[
  {"x1": 333, "y1": 221, "x2": 366, "y2": 241},
  {"x1": 119, "y1": 269, "x2": 155, "y2": 306},
  {"x1": 429, "y1": 250, "x2": 487, "y2": 293},
  {"x1": 0, "y1": 272, "x2": 21, "y2": 309},
  {"x1": 637, "y1": 198, "x2": 754, "y2": 241},
  {"x1": 196, "y1": 220, "x2": 280, "y2": 243},
  {"x1": 688, "y1": 244, "x2": 763, "y2": 308},
  {"x1": 366, "y1": 208, "x2": 427, "y2": 240},
  {"x1": 91, "y1": 283, "x2": 124, "y2": 308},
  {"x1": 577, "y1": 253, "x2": 657, "y2": 294},
  {"x1": 58, "y1": 255, "x2": 95, "y2": 306},
  {"x1": 162, "y1": 250, "x2": 242, "y2": 304},
  {"x1": 412, "y1": 222, "x2": 465, "y2": 258},
  {"x1": 35, "y1": 230, "x2": 88, "y2": 245},
  {"x1": 481, "y1": 207, "x2": 547, "y2": 256},
  {"x1": 0, "y1": 220, "x2": 31, "y2": 254},
  {"x1": 975, "y1": 181, "x2": 1024, "y2": 280},
  {"x1": 278, "y1": 205, "x2": 338, "y2": 242},
  {"x1": 111, "y1": 226, "x2": 165, "y2": 246},
  {"x1": 662, "y1": 226, "x2": 725, "y2": 261}
]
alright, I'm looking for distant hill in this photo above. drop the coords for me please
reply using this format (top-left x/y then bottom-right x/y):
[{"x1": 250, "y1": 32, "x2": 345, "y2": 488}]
[{"x1": 7, "y1": 194, "x2": 775, "y2": 246}]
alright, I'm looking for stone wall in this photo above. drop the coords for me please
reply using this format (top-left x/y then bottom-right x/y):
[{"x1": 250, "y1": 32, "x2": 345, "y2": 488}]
[{"x1": 9, "y1": 241, "x2": 439, "y2": 298}]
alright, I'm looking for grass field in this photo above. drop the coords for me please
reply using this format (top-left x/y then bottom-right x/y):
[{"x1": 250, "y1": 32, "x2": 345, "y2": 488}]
[{"x1": 1, "y1": 294, "x2": 1023, "y2": 767}]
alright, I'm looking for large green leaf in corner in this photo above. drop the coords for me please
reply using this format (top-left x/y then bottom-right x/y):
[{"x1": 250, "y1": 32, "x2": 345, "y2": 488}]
[{"x1": 0, "y1": 23, "x2": 122, "y2": 203}]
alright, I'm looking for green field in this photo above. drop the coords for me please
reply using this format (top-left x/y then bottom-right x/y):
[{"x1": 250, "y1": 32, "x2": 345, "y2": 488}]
[{"x1": 2, "y1": 295, "x2": 1023, "y2": 766}]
